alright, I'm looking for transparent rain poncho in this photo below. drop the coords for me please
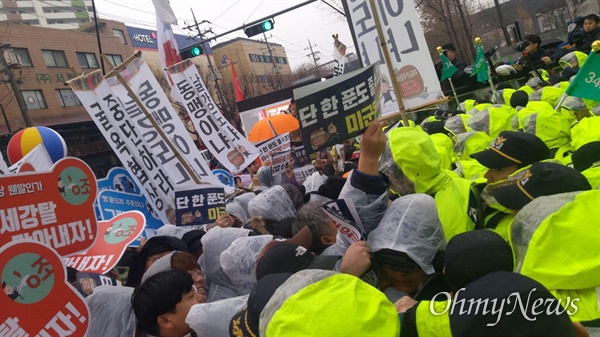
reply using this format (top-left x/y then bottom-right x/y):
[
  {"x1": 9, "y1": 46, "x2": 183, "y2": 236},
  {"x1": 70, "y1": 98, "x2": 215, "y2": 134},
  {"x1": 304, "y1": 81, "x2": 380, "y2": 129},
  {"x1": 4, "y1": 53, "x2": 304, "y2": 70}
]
[
  {"x1": 220, "y1": 234, "x2": 274, "y2": 295},
  {"x1": 303, "y1": 172, "x2": 328, "y2": 193},
  {"x1": 226, "y1": 202, "x2": 248, "y2": 224},
  {"x1": 444, "y1": 115, "x2": 468, "y2": 136},
  {"x1": 466, "y1": 105, "x2": 514, "y2": 139},
  {"x1": 367, "y1": 194, "x2": 446, "y2": 274},
  {"x1": 85, "y1": 286, "x2": 136, "y2": 337},
  {"x1": 234, "y1": 192, "x2": 255, "y2": 219},
  {"x1": 199, "y1": 227, "x2": 251, "y2": 302},
  {"x1": 379, "y1": 144, "x2": 415, "y2": 196},
  {"x1": 186, "y1": 294, "x2": 249, "y2": 337},
  {"x1": 510, "y1": 190, "x2": 600, "y2": 291},
  {"x1": 248, "y1": 185, "x2": 296, "y2": 221}
]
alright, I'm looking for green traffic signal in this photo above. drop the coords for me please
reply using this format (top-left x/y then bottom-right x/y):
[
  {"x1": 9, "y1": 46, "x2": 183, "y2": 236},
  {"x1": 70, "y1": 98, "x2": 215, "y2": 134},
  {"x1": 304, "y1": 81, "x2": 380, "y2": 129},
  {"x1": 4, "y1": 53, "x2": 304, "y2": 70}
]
[
  {"x1": 191, "y1": 46, "x2": 202, "y2": 57},
  {"x1": 261, "y1": 20, "x2": 273, "y2": 32}
]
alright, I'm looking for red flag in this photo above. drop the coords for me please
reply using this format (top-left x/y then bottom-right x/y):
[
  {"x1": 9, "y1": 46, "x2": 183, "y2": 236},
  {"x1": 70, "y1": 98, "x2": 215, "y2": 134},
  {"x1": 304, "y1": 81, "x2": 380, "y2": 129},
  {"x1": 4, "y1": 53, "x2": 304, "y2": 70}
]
[
  {"x1": 152, "y1": 0, "x2": 181, "y2": 84},
  {"x1": 231, "y1": 60, "x2": 244, "y2": 102}
]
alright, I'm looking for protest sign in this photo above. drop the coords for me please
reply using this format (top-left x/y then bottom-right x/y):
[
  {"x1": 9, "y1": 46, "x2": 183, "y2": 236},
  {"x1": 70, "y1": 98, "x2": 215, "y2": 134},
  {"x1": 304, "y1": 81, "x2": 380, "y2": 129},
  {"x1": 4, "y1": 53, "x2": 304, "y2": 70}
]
[
  {"x1": 333, "y1": 35, "x2": 347, "y2": 77},
  {"x1": 293, "y1": 165, "x2": 316, "y2": 185},
  {"x1": 256, "y1": 133, "x2": 291, "y2": 164},
  {"x1": 103, "y1": 167, "x2": 141, "y2": 195},
  {"x1": 292, "y1": 143, "x2": 311, "y2": 167},
  {"x1": 0, "y1": 157, "x2": 98, "y2": 257},
  {"x1": 106, "y1": 55, "x2": 221, "y2": 187},
  {"x1": 175, "y1": 185, "x2": 226, "y2": 226},
  {"x1": 344, "y1": 0, "x2": 444, "y2": 115},
  {"x1": 96, "y1": 190, "x2": 161, "y2": 245},
  {"x1": 75, "y1": 272, "x2": 120, "y2": 298},
  {"x1": 0, "y1": 240, "x2": 89, "y2": 336},
  {"x1": 168, "y1": 59, "x2": 260, "y2": 174},
  {"x1": 294, "y1": 64, "x2": 381, "y2": 155},
  {"x1": 322, "y1": 199, "x2": 366, "y2": 245},
  {"x1": 212, "y1": 169, "x2": 234, "y2": 187},
  {"x1": 71, "y1": 71, "x2": 176, "y2": 225},
  {"x1": 64, "y1": 211, "x2": 145, "y2": 274},
  {"x1": 270, "y1": 151, "x2": 291, "y2": 175}
]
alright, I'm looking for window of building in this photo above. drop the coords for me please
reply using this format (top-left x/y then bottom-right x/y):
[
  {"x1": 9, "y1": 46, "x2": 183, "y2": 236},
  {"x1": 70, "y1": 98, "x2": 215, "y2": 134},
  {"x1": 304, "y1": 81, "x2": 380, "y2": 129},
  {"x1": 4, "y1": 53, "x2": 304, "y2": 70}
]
[
  {"x1": 56, "y1": 89, "x2": 81, "y2": 107},
  {"x1": 42, "y1": 50, "x2": 68, "y2": 67},
  {"x1": 275, "y1": 57, "x2": 287, "y2": 64},
  {"x1": 77, "y1": 52, "x2": 99, "y2": 69},
  {"x1": 13, "y1": 48, "x2": 33, "y2": 67},
  {"x1": 113, "y1": 29, "x2": 127, "y2": 45},
  {"x1": 21, "y1": 90, "x2": 47, "y2": 110},
  {"x1": 106, "y1": 54, "x2": 123, "y2": 66}
]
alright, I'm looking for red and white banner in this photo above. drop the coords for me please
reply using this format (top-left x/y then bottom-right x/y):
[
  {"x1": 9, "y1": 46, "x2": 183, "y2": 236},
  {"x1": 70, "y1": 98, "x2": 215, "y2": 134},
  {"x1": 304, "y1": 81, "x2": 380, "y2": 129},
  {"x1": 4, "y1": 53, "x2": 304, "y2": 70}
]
[
  {"x1": 8, "y1": 144, "x2": 54, "y2": 174},
  {"x1": 64, "y1": 211, "x2": 145, "y2": 274},
  {"x1": 0, "y1": 157, "x2": 98, "y2": 257},
  {"x1": 0, "y1": 240, "x2": 90, "y2": 336},
  {"x1": 152, "y1": 0, "x2": 181, "y2": 82}
]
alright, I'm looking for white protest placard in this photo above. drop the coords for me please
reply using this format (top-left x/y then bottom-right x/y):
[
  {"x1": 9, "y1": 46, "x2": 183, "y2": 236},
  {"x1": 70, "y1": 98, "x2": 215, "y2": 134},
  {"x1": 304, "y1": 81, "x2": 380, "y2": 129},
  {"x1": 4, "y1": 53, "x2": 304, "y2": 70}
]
[
  {"x1": 322, "y1": 199, "x2": 366, "y2": 245},
  {"x1": 293, "y1": 165, "x2": 316, "y2": 185},
  {"x1": 107, "y1": 55, "x2": 222, "y2": 187},
  {"x1": 168, "y1": 59, "x2": 260, "y2": 174},
  {"x1": 71, "y1": 71, "x2": 175, "y2": 224},
  {"x1": 345, "y1": 0, "x2": 443, "y2": 115},
  {"x1": 270, "y1": 151, "x2": 291, "y2": 175},
  {"x1": 256, "y1": 133, "x2": 291, "y2": 164}
]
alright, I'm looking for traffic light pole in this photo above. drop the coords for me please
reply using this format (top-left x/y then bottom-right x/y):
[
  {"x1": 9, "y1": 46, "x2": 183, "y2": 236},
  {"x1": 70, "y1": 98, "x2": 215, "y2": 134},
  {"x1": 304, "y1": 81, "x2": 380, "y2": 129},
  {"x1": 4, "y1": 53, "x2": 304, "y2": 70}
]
[{"x1": 190, "y1": 9, "x2": 229, "y2": 114}]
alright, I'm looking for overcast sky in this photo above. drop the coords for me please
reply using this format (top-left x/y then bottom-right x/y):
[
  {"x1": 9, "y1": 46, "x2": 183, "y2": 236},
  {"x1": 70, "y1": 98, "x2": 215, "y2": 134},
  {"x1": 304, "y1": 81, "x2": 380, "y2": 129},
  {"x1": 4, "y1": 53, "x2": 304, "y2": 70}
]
[{"x1": 94, "y1": 0, "x2": 356, "y2": 70}]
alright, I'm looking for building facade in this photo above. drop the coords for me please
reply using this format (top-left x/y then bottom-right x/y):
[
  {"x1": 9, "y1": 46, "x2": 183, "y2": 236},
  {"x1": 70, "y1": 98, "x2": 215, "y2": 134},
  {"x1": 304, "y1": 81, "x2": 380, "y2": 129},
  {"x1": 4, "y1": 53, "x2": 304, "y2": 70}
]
[
  {"x1": 212, "y1": 37, "x2": 292, "y2": 98},
  {"x1": 0, "y1": 0, "x2": 93, "y2": 29}
]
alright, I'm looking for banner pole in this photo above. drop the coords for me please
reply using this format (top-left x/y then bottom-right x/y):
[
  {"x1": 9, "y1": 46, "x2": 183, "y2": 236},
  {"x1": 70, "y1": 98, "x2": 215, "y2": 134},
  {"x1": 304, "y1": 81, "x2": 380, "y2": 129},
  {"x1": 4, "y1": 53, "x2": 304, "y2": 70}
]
[
  {"x1": 368, "y1": 0, "x2": 410, "y2": 127},
  {"x1": 100, "y1": 53, "x2": 202, "y2": 185}
]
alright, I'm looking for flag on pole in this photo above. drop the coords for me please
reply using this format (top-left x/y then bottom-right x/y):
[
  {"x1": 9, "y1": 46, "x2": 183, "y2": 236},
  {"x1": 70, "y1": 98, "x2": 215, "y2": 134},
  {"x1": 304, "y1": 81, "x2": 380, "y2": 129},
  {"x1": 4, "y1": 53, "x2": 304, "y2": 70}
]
[
  {"x1": 332, "y1": 34, "x2": 346, "y2": 77},
  {"x1": 152, "y1": 0, "x2": 181, "y2": 82},
  {"x1": 565, "y1": 51, "x2": 600, "y2": 101},
  {"x1": 230, "y1": 60, "x2": 244, "y2": 102},
  {"x1": 8, "y1": 144, "x2": 54, "y2": 173},
  {"x1": 471, "y1": 44, "x2": 490, "y2": 83},
  {"x1": 440, "y1": 53, "x2": 457, "y2": 81}
]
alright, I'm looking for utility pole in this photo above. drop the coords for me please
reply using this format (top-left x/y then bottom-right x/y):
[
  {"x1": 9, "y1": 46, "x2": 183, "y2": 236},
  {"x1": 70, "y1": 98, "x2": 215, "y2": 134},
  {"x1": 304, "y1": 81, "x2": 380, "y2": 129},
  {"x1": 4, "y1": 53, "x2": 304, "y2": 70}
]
[
  {"x1": 261, "y1": 33, "x2": 279, "y2": 75},
  {"x1": 0, "y1": 44, "x2": 33, "y2": 127},
  {"x1": 187, "y1": 9, "x2": 229, "y2": 114},
  {"x1": 305, "y1": 39, "x2": 320, "y2": 67}
]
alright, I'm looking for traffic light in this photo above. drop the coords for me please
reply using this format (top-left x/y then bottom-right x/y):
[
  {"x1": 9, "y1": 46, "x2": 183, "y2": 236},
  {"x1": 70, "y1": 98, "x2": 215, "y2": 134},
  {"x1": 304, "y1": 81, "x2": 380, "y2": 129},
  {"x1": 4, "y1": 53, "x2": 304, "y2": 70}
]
[
  {"x1": 180, "y1": 44, "x2": 203, "y2": 60},
  {"x1": 244, "y1": 19, "x2": 274, "y2": 38}
]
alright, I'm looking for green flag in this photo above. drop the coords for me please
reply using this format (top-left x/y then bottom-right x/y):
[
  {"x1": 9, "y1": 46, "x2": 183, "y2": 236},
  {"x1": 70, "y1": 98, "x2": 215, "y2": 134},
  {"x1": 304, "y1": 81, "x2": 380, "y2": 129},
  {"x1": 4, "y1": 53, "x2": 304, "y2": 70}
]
[
  {"x1": 471, "y1": 45, "x2": 489, "y2": 83},
  {"x1": 565, "y1": 51, "x2": 600, "y2": 101},
  {"x1": 440, "y1": 53, "x2": 457, "y2": 81}
]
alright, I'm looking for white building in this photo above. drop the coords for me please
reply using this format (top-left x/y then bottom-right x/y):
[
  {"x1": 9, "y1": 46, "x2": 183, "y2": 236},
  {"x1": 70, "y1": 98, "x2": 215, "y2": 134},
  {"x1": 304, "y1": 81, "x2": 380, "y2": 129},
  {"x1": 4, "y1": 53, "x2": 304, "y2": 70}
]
[{"x1": 0, "y1": 0, "x2": 93, "y2": 29}]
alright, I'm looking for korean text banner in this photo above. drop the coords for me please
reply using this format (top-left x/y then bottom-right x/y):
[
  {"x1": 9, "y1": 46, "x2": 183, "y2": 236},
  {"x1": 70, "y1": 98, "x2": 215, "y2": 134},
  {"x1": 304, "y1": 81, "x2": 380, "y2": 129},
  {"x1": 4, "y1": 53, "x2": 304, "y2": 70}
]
[
  {"x1": 0, "y1": 157, "x2": 98, "y2": 257},
  {"x1": 0, "y1": 240, "x2": 90, "y2": 336},
  {"x1": 96, "y1": 190, "x2": 162, "y2": 245},
  {"x1": 293, "y1": 165, "x2": 316, "y2": 185},
  {"x1": 70, "y1": 71, "x2": 175, "y2": 225},
  {"x1": 294, "y1": 63, "x2": 381, "y2": 155},
  {"x1": 175, "y1": 185, "x2": 226, "y2": 227},
  {"x1": 64, "y1": 211, "x2": 146, "y2": 275},
  {"x1": 106, "y1": 55, "x2": 222, "y2": 188},
  {"x1": 256, "y1": 133, "x2": 290, "y2": 164},
  {"x1": 345, "y1": 0, "x2": 443, "y2": 115},
  {"x1": 168, "y1": 59, "x2": 260, "y2": 174},
  {"x1": 76, "y1": 272, "x2": 120, "y2": 298}
]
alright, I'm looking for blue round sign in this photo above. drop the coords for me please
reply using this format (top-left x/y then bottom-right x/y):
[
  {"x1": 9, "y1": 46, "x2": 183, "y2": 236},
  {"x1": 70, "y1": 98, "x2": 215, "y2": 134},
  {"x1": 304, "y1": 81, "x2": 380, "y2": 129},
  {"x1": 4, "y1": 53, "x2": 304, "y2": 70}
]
[{"x1": 212, "y1": 169, "x2": 234, "y2": 187}]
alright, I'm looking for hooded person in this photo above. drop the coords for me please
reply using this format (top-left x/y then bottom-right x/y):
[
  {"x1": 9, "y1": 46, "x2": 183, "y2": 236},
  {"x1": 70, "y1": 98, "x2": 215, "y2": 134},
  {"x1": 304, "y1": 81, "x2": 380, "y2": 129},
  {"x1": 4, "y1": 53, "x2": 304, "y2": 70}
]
[
  {"x1": 125, "y1": 236, "x2": 188, "y2": 287},
  {"x1": 528, "y1": 86, "x2": 564, "y2": 108},
  {"x1": 233, "y1": 192, "x2": 255, "y2": 220},
  {"x1": 510, "y1": 190, "x2": 600, "y2": 327},
  {"x1": 254, "y1": 165, "x2": 281, "y2": 190},
  {"x1": 466, "y1": 105, "x2": 516, "y2": 139},
  {"x1": 225, "y1": 202, "x2": 248, "y2": 227},
  {"x1": 387, "y1": 127, "x2": 482, "y2": 240},
  {"x1": 259, "y1": 270, "x2": 400, "y2": 337},
  {"x1": 141, "y1": 251, "x2": 208, "y2": 303},
  {"x1": 86, "y1": 286, "x2": 137, "y2": 337},
  {"x1": 430, "y1": 133, "x2": 455, "y2": 171},
  {"x1": 199, "y1": 227, "x2": 252, "y2": 302},
  {"x1": 368, "y1": 194, "x2": 448, "y2": 300},
  {"x1": 452, "y1": 131, "x2": 491, "y2": 183},
  {"x1": 517, "y1": 109, "x2": 574, "y2": 164},
  {"x1": 570, "y1": 116, "x2": 600, "y2": 151},
  {"x1": 279, "y1": 183, "x2": 304, "y2": 212},
  {"x1": 247, "y1": 185, "x2": 297, "y2": 238},
  {"x1": 186, "y1": 293, "x2": 250, "y2": 337},
  {"x1": 220, "y1": 234, "x2": 274, "y2": 296},
  {"x1": 291, "y1": 202, "x2": 338, "y2": 255},
  {"x1": 397, "y1": 231, "x2": 516, "y2": 337}
]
